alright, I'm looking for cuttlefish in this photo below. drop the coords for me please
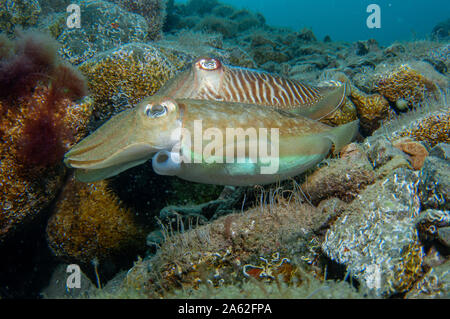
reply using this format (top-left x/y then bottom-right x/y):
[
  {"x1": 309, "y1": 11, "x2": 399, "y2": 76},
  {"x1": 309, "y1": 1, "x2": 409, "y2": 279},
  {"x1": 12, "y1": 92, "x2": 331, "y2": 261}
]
[
  {"x1": 157, "y1": 57, "x2": 349, "y2": 120},
  {"x1": 64, "y1": 96, "x2": 358, "y2": 186}
]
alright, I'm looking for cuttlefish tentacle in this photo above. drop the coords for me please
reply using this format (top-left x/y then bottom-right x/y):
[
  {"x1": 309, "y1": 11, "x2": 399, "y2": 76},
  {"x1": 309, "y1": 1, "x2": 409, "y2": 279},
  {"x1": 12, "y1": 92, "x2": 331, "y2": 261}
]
[
  {"x1": 64, "y1": 96, "x2": 358, "y2": 186},
  {"x1": 157, "y1": 57, "x2": 348, "y2": 120}
]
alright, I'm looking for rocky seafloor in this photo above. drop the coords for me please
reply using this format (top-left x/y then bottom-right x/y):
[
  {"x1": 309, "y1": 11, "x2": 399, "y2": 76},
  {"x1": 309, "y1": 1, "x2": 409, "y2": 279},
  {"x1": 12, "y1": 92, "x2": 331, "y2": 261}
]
[{"x1": 0, "y1": 0, "x2": 449, "y2": 299}]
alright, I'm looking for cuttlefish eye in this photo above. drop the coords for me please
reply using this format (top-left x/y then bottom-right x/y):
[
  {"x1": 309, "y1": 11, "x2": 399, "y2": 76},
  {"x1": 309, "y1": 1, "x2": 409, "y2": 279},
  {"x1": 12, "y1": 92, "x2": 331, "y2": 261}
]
[
  {"x1": 197, "y1": 58, "x2": 221, "y2": 71},
  {"x1": 145, "y1": 103, "x2": 168, "y2": 118}
]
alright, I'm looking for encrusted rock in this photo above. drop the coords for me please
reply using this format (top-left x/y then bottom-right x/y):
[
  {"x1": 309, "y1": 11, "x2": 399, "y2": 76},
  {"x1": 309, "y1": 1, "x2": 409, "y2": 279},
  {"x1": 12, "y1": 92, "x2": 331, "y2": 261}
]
[
  {"x1": 383, "y1": 43, "x2": 406, "y2": 58},
  {"x1": 226, "y1": 47, "x2": 257, "y2": 69},
  {"x1": 430, "y1": 143, "x2": 450, "y2": 161},
  {"x1": 313, "y1": 197, "x2": 349, "y2": 235},
  {"x1": 374, "y1": 99, "x2": 450, "y2": 148},
  {"x1": 124, "y1": 198, "x2": 330, "y2": 295},
  {"x1": 437, "y1": 227, "x2": 450, "y2": 248},
  {"x1": 0, "y1": 0, "x2": 41, "y2": 33},
  {"x1": 431, "y1": 18, "x2": 450, "y2": 41},
  {"x1": 393, "y1": 137, "x2": 429, "y2": 170},
  {"x1": 57, "y1": 0, "x2": 148, "y2": 65},
  {"x1": 415, "y1": 209, "x2": 450, "y2": 245},
  {"x1": 79, "y1": 42, "x2": 184, "y2": 122},
  {"x1": 229, "y1": 9, "x2": 265, "y2": 32},
  {"x1": 158, "y1": 186, "x2": 245, "y2": 223},
  {"x1": 363, "y1": 135, "x2": 407, "y2": 169},
  {"x1": 157, "y1": 30, "x2": 232, "y2": 65},
  {"x1": 418, "y1": 156, "x2": 450, "y2": 210},
  {"x1": 350, "y1": 88, "x2": 389, "y2": 134},
  {"x1": 322, "y1": 168, "x2": 423, "y2": 296},
  {"x1": 42, "y1": 264, "x2": 96, "y2": 298},
  {"x1": 355, "y1": 39, "x2": 379, "y2": 56},
  {"x1": 301, "y1": 145, "x2": 375, "y2": 205},
  {"x1": 46, "y1": 178, "x2": 145, "y2": 267},
  {"x1": 405, "y1": 259, "x2": 450, "y2": 299},
  {"x1": 297, "y1": 28, "x2": 317, "y2": 42},
  {"x1": 0, "y1": 92, "x2": 92, "y2": 242},
  {"x1": 211, "y1": 4, "x2": 236, "y2": 18},
  {"x1": 425, "y1": 44, "x2": 449, "y2": 74},
  {"x1": 194, "y1": 15, "x2": 238, "y2": 39},
  {"x1": 398, "y1": 107, "x2": 450, "y2": 147},
  {"x1": 111, "y1": 0, "x2": 167, "y2": 41},
  {"x1": 251, "y1": 45, "x2": 290, "y2": 65},
  {"x1": 373, "y1": 62, "x2": 445, "y2": 109},
  {"x1": 320, "y1": 99, "x2": 358, "y2": 126}
]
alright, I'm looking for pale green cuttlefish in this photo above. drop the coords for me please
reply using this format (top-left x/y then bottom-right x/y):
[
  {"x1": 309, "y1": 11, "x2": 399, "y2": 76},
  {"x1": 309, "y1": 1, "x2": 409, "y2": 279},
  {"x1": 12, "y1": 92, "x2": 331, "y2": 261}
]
[
  {"x1": 157, "y1": 57, "x2": 349, "y2": 120},
  {"x1": 64, "y1": 96, "x2": 358, "y2": 186}
]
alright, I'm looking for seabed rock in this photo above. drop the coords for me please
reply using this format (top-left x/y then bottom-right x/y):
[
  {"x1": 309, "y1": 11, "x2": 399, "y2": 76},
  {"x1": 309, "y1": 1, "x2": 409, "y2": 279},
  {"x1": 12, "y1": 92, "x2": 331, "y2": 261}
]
[
  {"x1": 322, "y1": 168, "x2": 423, "y2": 296},
  {"x1": 418, "y1": 156, "x2": 450, "y2": 210},
  {"x1": 57, "y1": 0, "x2": 149, "y2": 65}
]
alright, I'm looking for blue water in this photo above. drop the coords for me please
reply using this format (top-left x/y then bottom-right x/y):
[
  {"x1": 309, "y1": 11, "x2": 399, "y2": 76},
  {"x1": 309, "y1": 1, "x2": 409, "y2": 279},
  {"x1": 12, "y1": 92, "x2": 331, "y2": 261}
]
[{"x1": 177, "y1": 0, "x2": 450, "y2": 45}]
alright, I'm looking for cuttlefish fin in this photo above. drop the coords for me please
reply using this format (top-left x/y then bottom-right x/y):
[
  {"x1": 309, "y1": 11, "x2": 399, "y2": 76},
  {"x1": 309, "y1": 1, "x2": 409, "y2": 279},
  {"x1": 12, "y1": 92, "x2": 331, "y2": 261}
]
[
  {"x1": 74, "y1": 157, "x2": 152, "y2": 183},
  {"x1": 277, "y1": 119, "x2": 358, "y2": 171},
  {"x1": 295, "y1": 81, "x2": 349, "y2": 120},
  {"x1": 322, "y1": 119, "x2": 359, "y2": 154}
]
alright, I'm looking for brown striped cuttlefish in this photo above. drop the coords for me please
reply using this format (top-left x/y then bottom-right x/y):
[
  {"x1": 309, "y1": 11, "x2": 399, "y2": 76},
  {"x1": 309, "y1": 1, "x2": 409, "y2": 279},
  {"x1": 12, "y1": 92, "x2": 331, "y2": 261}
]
[
  {"x1": 64, "y1": 95, "x2": 359, "y2": 186},
  {"x1": 157, "y1": 57, "x2": 350, "y2": 120}
]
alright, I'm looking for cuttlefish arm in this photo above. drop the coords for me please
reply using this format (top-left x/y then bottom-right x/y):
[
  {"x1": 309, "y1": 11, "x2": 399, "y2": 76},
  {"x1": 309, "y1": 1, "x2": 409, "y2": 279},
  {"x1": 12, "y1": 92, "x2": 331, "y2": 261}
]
[
  {"x1": 64, "y1": 109, "x2": 153, "y2": 182},
  {"x1": 158, "y1": 57, "x2": 348, "y2": 120},
  {"x1": 72, "y1": 157, "x2": 151, "y2": 183}
]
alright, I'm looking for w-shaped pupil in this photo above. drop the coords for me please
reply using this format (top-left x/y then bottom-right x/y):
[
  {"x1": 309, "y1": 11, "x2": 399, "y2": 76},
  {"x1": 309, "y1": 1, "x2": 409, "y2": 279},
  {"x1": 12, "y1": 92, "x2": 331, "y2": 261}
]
[{"x1": 147, "y1": 104, "x2": 167, "y2": 118}]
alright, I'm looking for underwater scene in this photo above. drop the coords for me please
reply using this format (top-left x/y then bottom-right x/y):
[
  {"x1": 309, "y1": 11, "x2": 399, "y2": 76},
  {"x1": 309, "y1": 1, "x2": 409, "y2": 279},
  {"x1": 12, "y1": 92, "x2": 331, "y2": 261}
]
[{"x1": 0, "y1": 0, "x2": 449, "y2": 300}]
